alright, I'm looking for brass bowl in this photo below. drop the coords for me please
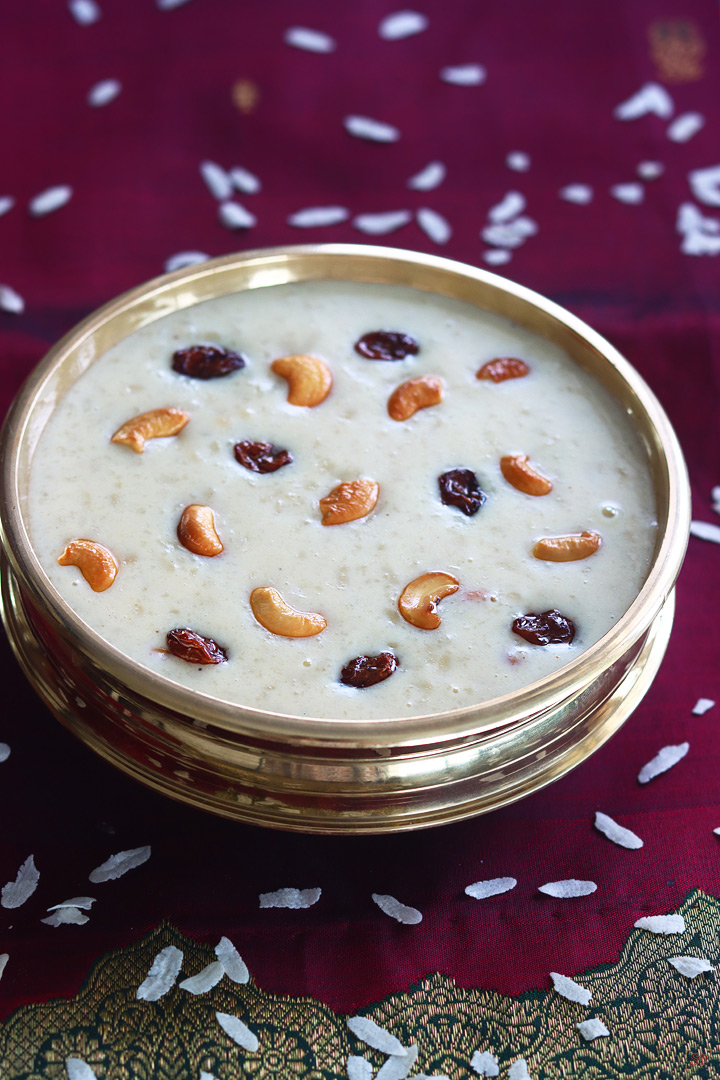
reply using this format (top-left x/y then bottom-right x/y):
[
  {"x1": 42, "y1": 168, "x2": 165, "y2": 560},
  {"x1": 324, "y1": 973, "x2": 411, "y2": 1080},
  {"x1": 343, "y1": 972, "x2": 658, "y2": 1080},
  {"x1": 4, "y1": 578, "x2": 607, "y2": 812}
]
[{"x1": 0, "y1": 245, "x2": 690, "y2": 833}]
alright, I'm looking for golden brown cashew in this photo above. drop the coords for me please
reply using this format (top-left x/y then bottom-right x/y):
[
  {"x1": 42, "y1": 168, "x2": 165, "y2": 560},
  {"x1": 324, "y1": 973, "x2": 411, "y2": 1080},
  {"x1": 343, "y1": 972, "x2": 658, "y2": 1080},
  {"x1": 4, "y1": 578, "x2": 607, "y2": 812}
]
[
  {"x1": 111, "y1": 407, "x2": 190, "y2": 453},
  {"x1": 398, "y1": 571, "x2": 460, "y2": 630},
  {"x1": 58, "y1": 539, "x2": 118, "y2": 592},
  {"x1": 320, "y1": 480, "x2": 379, "y2": 525},
  {"x1": 250, "y1": 587, "x2": 327, "y2": 638},
  {"x1": 500, "y1": 454, "x2": 553, "y2": 496},
  {"x1": 177, "y1": 505, "x2": 223, "y2": 556},
  {"x1": 271, "y1": 354, "x2": 333, "y2": 407},
  {"x1": 533, "y1": 531, "x2": 602, "y2": 562},
  {"x1": 388, "y1": 375, "x2": 444, "y2": 421}
]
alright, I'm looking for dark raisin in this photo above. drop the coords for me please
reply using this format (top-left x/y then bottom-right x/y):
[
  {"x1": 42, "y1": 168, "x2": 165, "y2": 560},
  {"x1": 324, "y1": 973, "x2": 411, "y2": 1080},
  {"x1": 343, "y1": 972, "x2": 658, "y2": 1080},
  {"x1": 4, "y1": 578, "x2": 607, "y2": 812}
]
[
  {"x1": 172, "y1": 344, "x2": 247, "y2": 379},
  {"x1": 512, "y1": 610, "x2": 576, "y2": 646},
  {"x1": 354, "y1": 331, "x2": 419, "y2": 361},
  {"x1": 234, "y1": 440, "x2": 293, "y2": 473},
  {"x1": 438, "y1": 469, "x2": 486, "y2": 516},
  {"x1": 340, "y1": 652, "x2": 399, "y2": 688},
  {"x1": 166, "y1": 628, "x2": 228, "y2": 664},
  {"x1": 476, "y1": 357, "x2": 530, "y2": 382}
]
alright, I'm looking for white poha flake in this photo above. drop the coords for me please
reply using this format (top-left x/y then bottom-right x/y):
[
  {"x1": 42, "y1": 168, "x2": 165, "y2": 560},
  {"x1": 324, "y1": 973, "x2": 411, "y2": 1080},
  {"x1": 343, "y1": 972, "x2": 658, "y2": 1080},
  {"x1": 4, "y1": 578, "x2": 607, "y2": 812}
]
[
  {"x1": 179, "y1": 960, "x2": 224, "y2": 994},
  {"x1": 407, "y1": 161, "x2": 446, "y2": 191},
  {"x1": 610, "y1": 183, "x2": 644, "y2": 205},
  {"x1": 200, "y1": 1074, "x2": 218, "y2": 1080},
  {"x1": 287, "y1": 206, "x2": 349, "y2": 228},
  {"x1": 483, "y1": 249, "x2": 511, "y2": 266},
  {"x1": 677, "y1": 203, "x2": 720, "y2": 256},
  {"x1": 0, "y1": 196, "x2": 15, "y2": 217},
  {"x1": 440, "y1": 64, "x2": 486, "y2": 86},
  {"x1": 668, "y1": 956, "x2": 713, "y2": 978},
  {"x1": 259, "y1": 887, "x2": 321, "y2": 909},
  {"x1": 0, "y1": 287, "x2": 23, "y2": 315},
  {"x1": 28, "y1": 185, "x2": 72, "y2": 217},
  {"x1": 347, "y1": 1057, "x2": 373, "y2": 1080},
  {"x1": 613, "y1": 82, "x2": 674, "y2": 121},
  {"x1": 200, "y1": 161, "x2": 233, "y2": 201},
  {"x1": 638, "y1": 742, "x2": 689, "y2": 784},
  {"x1": 284, "y1": 26, "x2": 335, "y2": 53},
  {"x1": 218, "y1": 202, "x2": 256, "y2": 230},
  {"x1": 550, "y1": 972, "x2": 592, "y2": 1005},
  {"x1": 688, "y1": 165, "x2": 720, "y2": 209},
  {"x1": 137, "y1": 945, "x2": 183, "y2": 1001},
  {"x1": 416, "y1": 208, "x2": 451, "y2": 244},
  {"x1": 0, "y1": 954, "x2": 9, "y2": 981},
  {"x1": 415, "y1": 1074, "x2": 450, "y2": 1080},
  {"x1": 87, "y1": 78, "x2": 121, "y2": 107},
  {"x1": 344, "y1": 116, "x2": 400, "y2": 143},
  {"x1": 375, "y1": 1045, "x2": 418, "y2": 1080},
  {"x1": 539, "y1": 879, "x2": 597, "y2": 898},
  {"x1": 508, "y1": 1060, "x2": 532, "y2": 1080},
  {"x1": 216, "y1": 1012, "x2": 259, "y2": 1052},
  {"x1": 2, "y1": 855, "x2": 39, "y2": 909},
  {"x1": 488, "y1": 191, "x2": 526, "y2": 223},
  {"x1": 372, "y1": 892, "x2": 422, "y2": 924},
  {"x1": 465, "y1": 877, "x2": 517, "y2": 900},
  {"x1": 482, "y1": 217, "x2": 538, "y2": 248},
  {"x1": 637, "y1": 161, "x2": 664, "y2": 180},
  {"x1": 66, "y1": 1059, "x2": 99, "y2": 1080},
  {"x1": 164, "y1": 251, "x2": 209, "y2": 273},
  {"x1": 215, "y1": 936, "x2": 249, "y2": 983},
  {"x1": 506, "y1": 151, "x2": 530, "y2": 172},
  {"x1": 559, "y1": 183, "x2": 593, "y2": 204},
  {"x1": 353, "y1": 210, "x2": 411, "y2": 235},
  {"x1": 347, "y1": 1016, "x2": 406, "y2": 1056},
  {"x1": 378, "y1": 11, "x2": 428, "y2": 40},
  {"x1": 41, "y1": 907, "x2": 89, "y2": 927},
  {"x1": 634, "y1": 913, "x2": 685, "y2": 935},
  {"x1": 470, "y1": 1049, "x2": 500, "y2": 1076},
  {"x1": 577, "y1": 1018, "x2": 610, "y2": 1041},
  {"x1": 594, "y1": 811, "x2": 643, "y2": 849},
  {"x1": 230, "y1": 166, "x2": 261, "y2": 194},
  {"x1": 690, "y1": 520, "x2": 720, "y2": 543},
  {"x1": 682, "y1": 229, "x2": 720, "y2": 256},
  {"x1": 692, "y1": 698, "x2": 715, "y2": 716},
  {"x1": 667, "y1": 112, "x2": 705, "y2": 143},
  {"x1": 89, "y1": 845, "x2": 151, "y2": 882},
  {"x1": 157, "y1": 0, "x2": 193, "y2": 9},
  {"x1": 0, "y1": 743, "x2": 10, "y2": 762},
  {"x1": 47, "y1": 897, "x2": 95, "y2": 910},
  {"x1": 69, "y1": 0, "x2": 100, "y2": 25}
]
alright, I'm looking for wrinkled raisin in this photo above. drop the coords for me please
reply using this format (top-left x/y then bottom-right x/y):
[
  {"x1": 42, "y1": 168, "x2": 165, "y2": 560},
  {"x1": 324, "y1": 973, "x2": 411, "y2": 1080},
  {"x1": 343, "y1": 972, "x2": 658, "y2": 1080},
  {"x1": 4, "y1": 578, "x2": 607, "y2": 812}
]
[
  {"x1": 354, "y1": 331, "x2": 419, "y2": 361},
  {"x1": 438, "y1": 469, "x2": 486, "y2": 516},
  {"x1": 166, "y1": 628, "x2": 228, "y2": 664},
  {"x1": 512, "y1": 610, "x2": 576, "y2": 646},
  {"x1": 340, "y1": 652, "x2": 398, "y2": 688},
  {"x1": 476, "y1": 357, "x2": 530, "y2": 382},
  {"x1": 234, "y1": 440, "x2": 293, "y2": 473},
  {"x1": 172, "y1": 344, "x2": 247, "y2": 379}
]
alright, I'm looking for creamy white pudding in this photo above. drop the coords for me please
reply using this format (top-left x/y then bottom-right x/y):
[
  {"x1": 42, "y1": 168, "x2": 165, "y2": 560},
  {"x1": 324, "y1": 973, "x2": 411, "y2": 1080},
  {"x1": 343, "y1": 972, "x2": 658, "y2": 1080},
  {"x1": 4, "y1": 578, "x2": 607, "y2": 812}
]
[{"x1": 27, "y1": 280, "x2": 657, "y2": 719}]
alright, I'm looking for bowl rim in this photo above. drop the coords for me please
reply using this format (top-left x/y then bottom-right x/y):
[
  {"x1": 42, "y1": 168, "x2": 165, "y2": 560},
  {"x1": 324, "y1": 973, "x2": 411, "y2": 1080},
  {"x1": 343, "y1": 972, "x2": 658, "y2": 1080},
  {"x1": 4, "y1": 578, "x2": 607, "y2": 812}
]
[{"x1": 0, "y1": 243, "x2": 691, "y2": 746}]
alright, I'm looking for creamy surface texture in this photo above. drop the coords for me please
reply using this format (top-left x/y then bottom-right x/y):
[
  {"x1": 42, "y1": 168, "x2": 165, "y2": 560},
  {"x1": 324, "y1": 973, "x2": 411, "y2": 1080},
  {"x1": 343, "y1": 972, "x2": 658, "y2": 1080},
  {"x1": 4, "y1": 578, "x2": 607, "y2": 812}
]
[{"x1": 27, "y1": 281, "x2": 658, "y2": 719}]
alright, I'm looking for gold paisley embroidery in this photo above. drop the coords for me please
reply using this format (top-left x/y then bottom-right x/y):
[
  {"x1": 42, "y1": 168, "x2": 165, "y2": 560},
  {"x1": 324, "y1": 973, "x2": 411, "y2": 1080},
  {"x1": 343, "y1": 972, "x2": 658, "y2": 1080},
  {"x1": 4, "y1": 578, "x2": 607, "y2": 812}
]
[
  {"x1": 649, "y1": 20, "x2": 706, "y2": 83},
  {"x1": 1, "y1": 891, "x2": 719, "y2": 1079}
]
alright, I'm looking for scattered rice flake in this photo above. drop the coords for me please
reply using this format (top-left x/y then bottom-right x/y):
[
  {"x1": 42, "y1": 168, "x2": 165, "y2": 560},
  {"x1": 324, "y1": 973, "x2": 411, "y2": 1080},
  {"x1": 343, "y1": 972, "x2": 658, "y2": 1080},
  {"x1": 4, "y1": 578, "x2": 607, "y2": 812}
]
[
  {"x1": 215, "y1": 936, "x2": 249, "y2": 983},
  {"x1": 28, "y1": 185, "x2": 72, "y2": 217},
  {"x1": 66, "y1": 1060, "x2": 99, "y2": 1080},
  {"x1": 677, "y1": 203, "x2": 720, "y2": 255},
  {"x1": 693, "y1": 698, "x2": 715, "y2": 716},
  {"x1": 47, "y1": 896, "x2": 95, "y2": 910},
  {"x1": 200, "y1": 160, "x2": 233, "y2": 201},
  {"x1": 353, "y1": 210, "x2": 411, "y2": 235},
  {"x1": 407, "y1": 161, "x2": 446, "y2": 191},
  {"x1": 488, "y1": 191, "x2": 526, "y2": 223},
  {"x1": 200, "y1": 1074, "x2": 218, "y2": 1080},
  {"x1": 681, "y1": 230, "x2": 720, "y2": 257},
  {"x1": 465, "y1": 877, "x2": 517, "y2": 899},
  {"x1": 372, "y1": 892, "x2": 422, "y2": 924},
  {"x1": 230, "y1": 166, "x2": 261, "y2": 194},
  {"x1": 690, "y1": 520, "x2": 720, "y2": 543},
  {"x1": 216, "y1": 1012, "x2": 259, "y2": 1051},
  {"x1": 287, "y1": 206, "x2": 349, "y2": 228},
  {"x1": 68, "y1": 0, "x2": 100, "y2": 25},
  {"x1": 539, "y1": 879, "x2": 597, "y2": 898},
  {"x1": 137, "y1": 945, "x2": 183, "y2": 1000},
  {"x1": 483, "y1": 249, "x2": 511, "y2": 266},
  {"x1": 559, "y1": 183, "x2": 593, "y2": 204},
  {"x1": 714, "y1": 827, "x2": 720, "y2": 836},
  {"x1": 0, "y1": 196, "x2": 15, "y2": 217},
  {"x1": 416, "y1": 208, "x2": 451, "y2": 244},
  {"x1": 164, "y1": 251, "x2": 209, "y2": 273},
  {"x1": 157, "y1": 0, "x2": 193, "y2": 9},
  {"x1": 638, "y1": 742, "x2": 689, "y2": 783},
  {"x1": 470, "y1": 1050, "x2": 499, "y2": 1076},
  {"x1": 713, "y1": 485, "x2": 720, "y2": 510},
  {"x1": 634, "y1": 913, "x2": 685, "y2": 935},
  {"x1": 347, "y1": 1016, "x2": 406, "y2": 1056},
  {"x1": 611, "y1": 183, "x2": 644, "y2": 205},
  {"x1": 259, "y1": 886, "x2": 321, "y2": 909},
  {"x1": 284, "y1": 26, "x2": 335, "y2": 53},
  {"x1": 0, "y1": 954, "x2": 8, "y2": 980},
  {"x1": 506, "y1": 152, "x2": 530, "y2": 172},
  {"x1": 41, "y1": 907, "x2": 89, "y2": 927},
  {"x1": 344, "y1": 115, "x2": 400, "y2": 143},
  {"x1": 2, "y1": 855, "x2": 39, "y2": 909},
  {"x1": 668, "y1": 955, "x2": 713, "y2": 977},
  {"x1": 179, "y1": 960, "x2": 224, "y2": 994},
  {"x1": 218, "y1": 202, "x2": 256, "y2": 230},
  {"x1": 0, "y1": 286, "x2": 24, "y2": 315},
  {"x1": 594, "y1": 811, "x2": 643, "y2": 849},
  {"x1": 440, "y1": 64, "x2": 486, "y2": 86},
  {"x1": 415, "y1": 1074, "x2": 450, "y2": 1080},
  {"x1": 89, "y1": 845, "x2": 151, "y2": 882},
  {"x1": 614, "y1": 82, "x2": 674, "y2": 121},
  {"x1": 688, "y1": 165, "x2": 720, "y2": 209},
  {"x1": 550, "y1": 971, "x2": 592, "y2": 1005},
  {"x1": 667, "y1": 112, "x2": 705, "y2": 143},
  {"x1": 577, "y1": 1018, "x2": 610, "y2": 1041},
  {"x1": 347, "y1": 1057, "x2": 373, "y2": 1080},
  {"x1": 87, "y1": 78, "x2": 121, "y2": 107},
  {"x1": 378, "y1": 11, "x2": 428, "y2": 40},
  {"x1": 375, "y1": 1045, "x2": 418, "y2": 1080},
  {"x1": 482, "y1": 217, "x2": 538, "y2": 248},
  {"x1": 637, "y1": 161, "x2": 664, "y2": 180},
  {"x1": 508, "y1": 1061, "x2": 532, "y2": 1080}
]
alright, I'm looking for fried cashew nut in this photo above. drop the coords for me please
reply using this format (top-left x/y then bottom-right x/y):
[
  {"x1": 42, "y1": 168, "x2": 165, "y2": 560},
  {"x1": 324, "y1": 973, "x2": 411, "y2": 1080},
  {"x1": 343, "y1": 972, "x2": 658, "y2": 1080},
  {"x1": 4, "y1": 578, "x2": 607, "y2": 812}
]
[
  {"x1": 111, "y1": 407, "x2": 190, "y2": 453},
  {"x1": 398, "y1": 571, "x2": 460, "y2": 630},
  {"x1": 250, "y1": 587, "x2": 327, "y2": 638},
  {"x1": 58, "y1": 539, "x2": 118, "y2": 592},
  {"x1": 177, "y1": 504, "x2": 223, "y2": 556},
  {"x1": 533, "y1": 531, "x2": 602, "y2": 562},
  {"x1": 271, "y1": 354, "x2": 333, "y2": 407}
]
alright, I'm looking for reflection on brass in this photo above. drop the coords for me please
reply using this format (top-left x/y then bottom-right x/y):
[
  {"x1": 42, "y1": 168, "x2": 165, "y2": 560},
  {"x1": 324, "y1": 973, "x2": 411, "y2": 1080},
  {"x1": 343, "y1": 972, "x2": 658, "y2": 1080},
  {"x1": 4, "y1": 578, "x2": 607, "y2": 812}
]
[
  {"x1": 231, "y1": 78, "x2": 260, "y2": 113},
  {"x1": 649, "y1": 20, "x2": 705, "y2": 82}
]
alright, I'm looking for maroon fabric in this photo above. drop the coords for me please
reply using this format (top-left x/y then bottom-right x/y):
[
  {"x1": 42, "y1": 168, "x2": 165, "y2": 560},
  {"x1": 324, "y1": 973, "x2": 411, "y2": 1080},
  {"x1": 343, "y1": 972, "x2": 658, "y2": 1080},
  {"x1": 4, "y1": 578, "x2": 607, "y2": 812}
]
[{"x1": 1, "y1": 0, "x2": 719, "y2": 1019}]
